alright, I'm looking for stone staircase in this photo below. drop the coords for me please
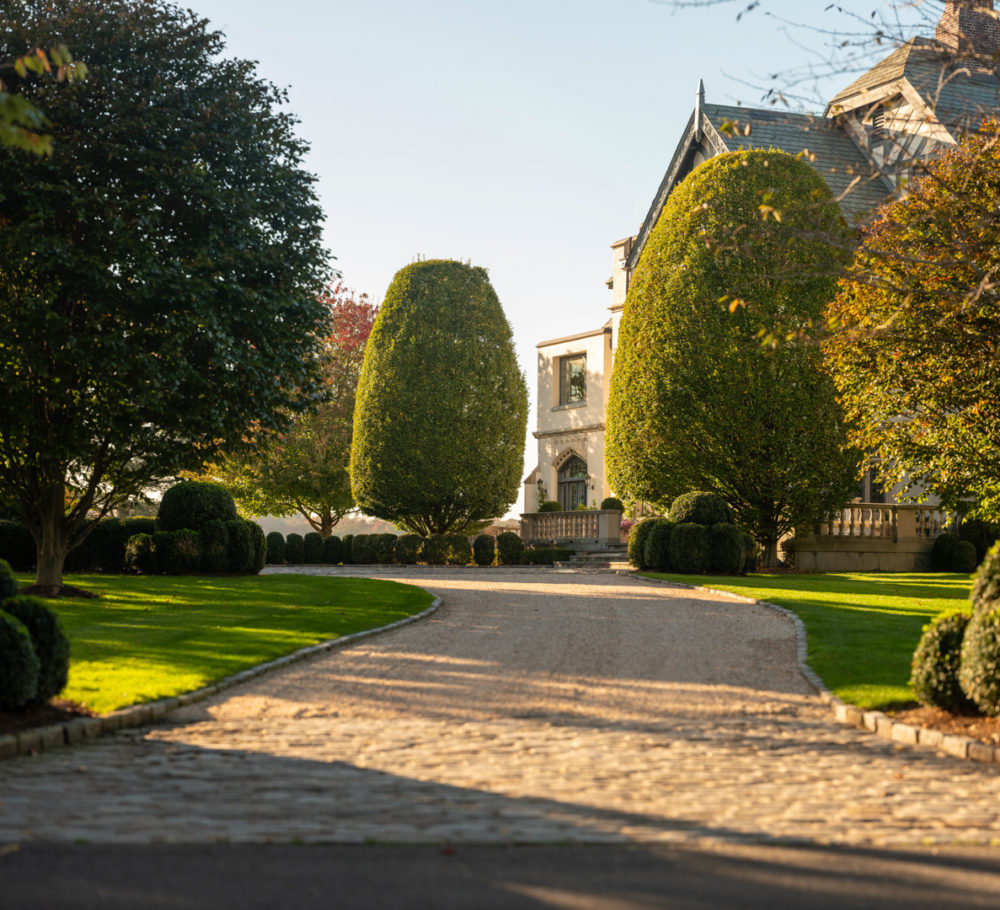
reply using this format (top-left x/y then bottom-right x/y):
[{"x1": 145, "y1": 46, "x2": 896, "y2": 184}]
[{"x1": 555, "y1": 546, "x2": 631, "y2": 570}]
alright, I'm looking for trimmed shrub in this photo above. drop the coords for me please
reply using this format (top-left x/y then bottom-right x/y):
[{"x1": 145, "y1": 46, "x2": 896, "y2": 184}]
[
  {"x1": 266, "y1": 532, "x2": 286, "y2": 565},
  {"x1": 158, "y1": 481, "x2": 237, "y2": 532},
  {"x1": 742, "y1": 532, "x2": 759, "y2": 573},
  {"x1": 375, "y1": 533, "x2": 397, "y2": 564},
  {"x1": 393, "y1": 534, "x2": 421, "y2": 565},
  {"x1": 0, "y1": 612, "x2": 39, "y2": 710},
  {"x1": 285, "y1": 533, "x2": 305, "y2": 565},
  {"x1": 304, "y1": 532, "x2": 323, "y2": 564},
  {"x1": 628, "y1": 517, "x2": 658, "y2": 570},
  {"x1": 168, "y1": 529, "x2": 202, "y2": 575},
  {"x1": 0, "y1": 558, "x2": 18, "y2": 600},
  {"x1": 125, "y1": 534, "x2": 155, "y2": 574},
  {"x1": 952, "y1": 539, "x2": 978, "y2": 574},
  {"x1": 247, "y1": 521, "x2": 266, "y2": 574},
  {"x1": 669, "y1": 491, "x2": 732, "y2": 527},
  {"x1": 708, "y1": 523, "x2": 745, "y2": 575},
  {"x1": 351, "y1": 534, "x2": 374, "y2": 564},
  {"x1": 496, "y1": 531, "x2": 524, "y2": 566},
  {"x1": 959, "y1": 518, "x2": 1000, "y2": 565},
  {"x1": 340, "y1": 534, "x2": 354, "y2": 564},
  {"x1": 65, "y1": 518, "x2": 123, "y2": 572},
  {"x1": 537, "y1": 500, "x2": 562, "y2": 513},
  {"x1": 322, "y1": 535, "x2": 343, "y2": 565},
  {"x1": 643, "y1": 519, "x2": 675, "y2": 572},
  {"x1": 225, "y1": 520, "x2": 253, "y2": 573},
  {"x1": 519, "y1": 547, "x2": 574, "y2": 565},
  {"x1": 200, "y1": 520, "x2": 231, "y2": 573},
  {"x1": 972, "y1": 541, "x2": 1000, "y2": 613},
  {"x1": 600, "y1": 497, "x2": 625, "y2": 512},
  {"x1": 1, "y1": 596, "x2": 70, "y2": 702},
  {"x1": 420, "y1": 534, "x2": 449, "y2": 565},
  {"x1": 960, "y1": 606, "x2": 1000, "y2": 715},
  {"x1": 122, "y1": 516, "x2": 158, "y2": 539},
  {"x1": 473, "y1": 534, "x2": 495, "y2": 566},
  {"x1": 931, "y1": 532, "x2": 960, "y2": 572},
  {"x1": 150, "y1": 531, "x2": 174, "y2": 575},
  {"x1": 445, "y1": 534, "x2": 471, "y2": 566},
  {"x1": 0, "y1": 520, "x2": 34, "y2": 571},
  {"x1": 910, "y1": 612, "x2": 974, "y2": 711},
  {"x1": 668, "y1": 522, "x2": 709, "y2": 574}
]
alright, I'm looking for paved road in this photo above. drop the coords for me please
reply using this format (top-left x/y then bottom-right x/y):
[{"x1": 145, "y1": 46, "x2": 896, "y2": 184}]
[{"x1": 1, "y1": 567, "x2": 1000, "y2": 850}]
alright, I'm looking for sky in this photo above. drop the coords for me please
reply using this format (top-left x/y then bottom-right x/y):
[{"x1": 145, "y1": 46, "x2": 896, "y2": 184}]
[{"x1": 188, "y1": 0, "x2": 934, "y2": 516}]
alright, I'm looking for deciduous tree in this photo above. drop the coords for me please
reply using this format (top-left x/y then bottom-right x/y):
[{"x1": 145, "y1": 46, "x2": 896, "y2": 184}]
[
  {"x1": 350, "y1": 260, "x2": 527, "y2": 536},
  {"x1": 0, "y1": 0, "x2": 331, "y2": 594}
]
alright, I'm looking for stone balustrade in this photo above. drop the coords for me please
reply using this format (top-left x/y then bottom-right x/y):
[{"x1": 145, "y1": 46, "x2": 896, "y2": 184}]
[{"x1": 520, "y1": 510, "x2": 625, "y2": 550}]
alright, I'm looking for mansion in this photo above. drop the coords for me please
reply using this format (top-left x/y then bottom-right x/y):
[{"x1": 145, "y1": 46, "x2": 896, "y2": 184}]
[{"x1": 524, "y1": 0, "x2": 1000, "y2": 527}]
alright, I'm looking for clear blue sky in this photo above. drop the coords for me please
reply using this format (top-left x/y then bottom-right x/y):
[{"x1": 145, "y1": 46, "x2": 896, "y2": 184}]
[{"x1": 190, "y1": 0, "x2": 932, "y2": 515}]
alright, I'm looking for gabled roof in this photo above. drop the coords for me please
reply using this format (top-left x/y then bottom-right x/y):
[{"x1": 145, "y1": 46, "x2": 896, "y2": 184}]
[{"x1": 626, "y1": 103, "x2": 893, "y2": 272}]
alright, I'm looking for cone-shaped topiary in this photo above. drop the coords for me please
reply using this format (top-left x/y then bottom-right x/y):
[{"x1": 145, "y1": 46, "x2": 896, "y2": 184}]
[
  {"x1": 910, "y1": 612, "x2": 975, "y2": 711},
  {"x1": 0, "y1": 611, "x2": 39, "y2": 710},
  {"x1": 351, "y1": 260, "x2": 528, "y2": 536},
  {"x1": 1, "y1": 596, "x2": 70, "y2": 702}
]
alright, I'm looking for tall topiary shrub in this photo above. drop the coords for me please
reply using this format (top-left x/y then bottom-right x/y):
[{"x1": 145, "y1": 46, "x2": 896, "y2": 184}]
[
  {"x1": 668, "y1": 523, "x2": 709, "y2": 574},
  {"x1": 959, "y1": 606, "x2": 1000, "y2": 715},
  {"x1": 304, "y1": 532, "x2": 323, "y2": 564},
  {"x1": 911, "y1": 612, "x2": 974, "y2": 711},
  {"x1": 158, "y1": 481, "x2": 237, "y2": 532},
  {"x1": 351, "y1": 260, "x2": 528, "y2": 536},
  {"x1": 322, "y1": 535, "x2": 343, "y2": 565},
  {"x1": 0, "y1": 612, "x2": 39, "y2": 710},
  {"x1": 473, "y1": 534, "x2": 495, "y2": 566},
  {"x1": 266, "y1": 532, "x2": 286, "y2": 565},
  {"x1": 285, "y1": 533, "x2": 305, "y2": 565},
  {"x1": 1, "y1": 596, "x2": 70, "y2": 703},
  {"x1": 496, "y1": 531, "x2": 523, "y2": 566}
]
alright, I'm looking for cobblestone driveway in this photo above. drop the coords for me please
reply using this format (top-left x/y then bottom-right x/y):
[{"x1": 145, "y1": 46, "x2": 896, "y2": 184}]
[{"x1": 2, "y1": 567, "x2": 999, "y2": 846}]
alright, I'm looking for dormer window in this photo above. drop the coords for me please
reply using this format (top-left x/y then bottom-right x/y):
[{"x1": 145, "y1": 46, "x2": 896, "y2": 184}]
[{"x1": 559, "y1": 354, "x2": 586, "y2": 405}]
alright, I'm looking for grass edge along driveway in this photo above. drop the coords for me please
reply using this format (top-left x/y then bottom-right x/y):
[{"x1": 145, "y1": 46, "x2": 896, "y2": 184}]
[
  {"x1": 643, "y1": 571, "x2": 973, "y2": 710},
  {"x1": 19, "y1": 573, "x2": 433, "y2": 715}
]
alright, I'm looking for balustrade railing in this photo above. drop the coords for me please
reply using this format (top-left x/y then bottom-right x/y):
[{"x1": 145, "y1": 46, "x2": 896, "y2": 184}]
[
  {"x1": 812, "y1": 503, "x2": 949, "y2": 540},
  {"x1": 520, "y1": 509, "x2": 623, "y2": 547}
]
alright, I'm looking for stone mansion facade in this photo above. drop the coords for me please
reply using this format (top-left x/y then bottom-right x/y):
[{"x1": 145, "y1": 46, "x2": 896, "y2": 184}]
[{"x1": 524, "y1": 1, "x2": 1000, "y2": 531}]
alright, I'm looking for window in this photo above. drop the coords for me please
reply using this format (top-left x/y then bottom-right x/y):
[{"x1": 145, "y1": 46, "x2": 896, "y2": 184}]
[
  {"x1": 558, "y1": 455, "x2": 588, "y2": 511},
  {"x1": 559, "y1": 354, "x2": 586, "y2": 405}
]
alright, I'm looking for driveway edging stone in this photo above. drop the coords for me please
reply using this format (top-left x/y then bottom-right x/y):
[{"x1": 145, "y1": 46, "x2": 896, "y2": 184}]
[{"x1": 0, "y1": 595, "x2": 441, "y2": 762}]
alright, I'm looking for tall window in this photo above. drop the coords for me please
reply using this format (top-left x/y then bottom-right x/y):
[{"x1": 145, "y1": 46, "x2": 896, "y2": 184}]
[
  {"x1": 558, "y1": 455, "x2": 588, "y2": 511},
  {"x1": 559, "y1": 353, "x2": 586, "y2": 405}
]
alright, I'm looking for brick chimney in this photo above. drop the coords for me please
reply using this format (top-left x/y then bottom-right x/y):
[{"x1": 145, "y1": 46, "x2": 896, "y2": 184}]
[{"x1": 937, "y1": 0, "x2": 1000, "y2": 56}]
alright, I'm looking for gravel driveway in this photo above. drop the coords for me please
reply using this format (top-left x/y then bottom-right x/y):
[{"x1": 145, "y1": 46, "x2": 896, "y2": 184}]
[{"x1": 1, "y1": 567, "x2": 999, "y2": 846}]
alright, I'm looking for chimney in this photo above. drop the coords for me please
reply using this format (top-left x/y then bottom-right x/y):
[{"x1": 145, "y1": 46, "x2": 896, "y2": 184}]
[{"x1": 937, "y1": 0, "x2": 1000, "y2": 57}]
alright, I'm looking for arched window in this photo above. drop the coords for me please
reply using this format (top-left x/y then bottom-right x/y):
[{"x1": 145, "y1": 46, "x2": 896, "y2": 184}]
[{"x1": 558, "y1": 456, "x2": 587, "y2": 511}]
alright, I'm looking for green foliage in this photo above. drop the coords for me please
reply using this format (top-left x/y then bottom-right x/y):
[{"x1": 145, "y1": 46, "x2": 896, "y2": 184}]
[
  {"x1": 643, "y1": 519, "x2": 675, "y2": 572},
  {"x1": 668, "y1": 523, "x2": 709, "y2": 574},
  {"x1": 375, "y1": 533, "x2": 397, "y2": 564},
  {"x1": 600, "y1": 497, "x2": 625, "y2": 512},
  {"x1": 322, "y1": 535, "x2": 342, "y2": 565},
  {"x1": 473, "y1": 534, "x2": 495, "y2": 566},
  {"x1": 351, "y1": 260, "x2": 528, "y2": 535},
  {"x1": 303, "y1": 532, "x2": 324, "y2": 564},
  {"x1": 0, "y1": 1, "x2": 331, "y2": 589},
  {"x1": 628, "y1": 517, "x2": 659, "y2": 570},
  {"x1": 1, "y1": 595, "x2": 69, "y2": 702},
  {"x1": 420, "y1": 534, "x2": 449, "y2": 566},
  {"x1": 200, "y1": 520, "x2": 231, "y2": 574},
  {"x1": 669, "y1": 492, "x2": 733, "y2": 527},
  {"x1": 607, "y1": 150, "x2": 857, "y2": 565},
  {"x1": 247, "y1": 521, "x2": 266, "y2": 574},
  {"x1": 959, "y1": 607, "x2": 1000, "y2": 715},
  {"x1": 537, "y1": 501, "x2": 562, "y2": 513},
  {"x1": 340, "y1": 534, "x2": 354, "y2": 564},
  {"x1": 910, "y1": 612, "x2": 974, "y2": 711},
  {"x1": 519, "y1": 547, "x2": 574, "y2": 565},
  {"x1": 445, "y1": 534, "x2": 471, "y2": 566},
  {"x1": 225, "y1": 521, "x2": 253, "y2": 574},
  {"x1": 265, "y1": 532, "x2": 286, "y2": 565},
  {"x1": 496, "y1": 531, "x2": 524, "y2": 566},
  {"x1": 159, "y1": 482, "x2": 238, "y2": 534},
  {"x1": 0, "y1": 611, "x2": 38, "y2": 710},
  {"x1": 952, "y1": 540, "x2": 978, "y2": 574},
  {"x1": 150, "y1": 531, "x2": 174, "y2": 575},
  {"x1": 284, "y1": 533, "x2": 305, "y2": 565},
  {"x1": 708, "y1": 523, "x2": 746, "y2": 575},
  {"x1": 827, "y1": 120, "x2": 1000, "y2": 521},
  {"x1": 350, "y1": 534, "x2": 374, "y2": 564},
  {"x1": 168, "y1": 530, "x2": 202, "y2": 575},
  {"x1": 393, "y1": 534, "x2": 422, "y2": 565},
  {"x1": 972, "y1": 542, "x2": 1000, "y2": 612},
  {"x1": 0, "y1": 557, "x2": 17, "y2": 599},
  {"x1": 0, "y1": 520, "x2": 33, "y2": 571},
  {"x1": 959, "y1": 519, "x2": 1000, "y2": 565},
  {"x1": 742, "y1": 531, "x2": 759, "y2": 573},
  {"x1": 125, "y1": 534, "x2": 155, "y2": 575},
  {"x1": 931, "y1": 533, "x2": 960, "y2": 572}
]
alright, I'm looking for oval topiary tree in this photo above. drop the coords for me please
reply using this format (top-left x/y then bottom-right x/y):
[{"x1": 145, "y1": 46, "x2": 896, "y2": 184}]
[
  {"x1": 911, "y1": 612, "x2": 974, "y2": 712},
  {"x1": 158, "y1": 481, "x2": 238, "y2": 533},
  {"x1": 473, "y1": 533, "x2": 495, "y2": 567},
  {"x1": 606, "y1": 150, "x2": 859, "y2": 568},
  {"x1": 1, "y1": 596, "x2": 70, "y2": 703},
  {"x1": 284, "y1": 533, "x2": 305, "y2": 565},
  {"x1": 265, "y1": 532, "x2": 286, "y2": 565},
  {"x1": 303, "y1": 532, "x2": 324, "y2": 564},
  {"x1": 350, "y1": 260, "x2": 528, "y2": 536},
  {"x1": 600, "y1": 497, "x2": 625, "y2": 512}
]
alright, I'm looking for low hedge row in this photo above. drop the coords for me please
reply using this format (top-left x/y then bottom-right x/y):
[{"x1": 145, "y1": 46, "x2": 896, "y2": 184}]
[{"x1": 124, "y1": 519, "x2": 266, "y2": 576}]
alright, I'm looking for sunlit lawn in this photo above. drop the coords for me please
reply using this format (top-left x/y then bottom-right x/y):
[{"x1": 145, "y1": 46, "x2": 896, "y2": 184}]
[
  {"x1": 16, "y1": 573, "x2": 433, "y2": 714},
  {"x1": 643, "y1": 571, "x2": 974, "y2": 710}
]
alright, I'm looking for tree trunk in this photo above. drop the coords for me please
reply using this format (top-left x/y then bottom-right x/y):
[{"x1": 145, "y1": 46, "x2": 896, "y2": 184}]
[
  {"x1": 761, "y1": 538, "x2": 780, "y2": 569},
  {"x1": 320, "y1": 510, "x2": 333, "y2": 538},
  {"x1": 30, "y1": 483, "x2": 69, "y2": 595}
]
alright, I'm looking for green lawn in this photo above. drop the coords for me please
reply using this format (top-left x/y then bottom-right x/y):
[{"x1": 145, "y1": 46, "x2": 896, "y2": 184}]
[
  {"x1": 643, "y1": 571, "x2": 974, "y2": 710},
  {"x1": 16, "y1": 573, "x2": 433, "y2": 714}
]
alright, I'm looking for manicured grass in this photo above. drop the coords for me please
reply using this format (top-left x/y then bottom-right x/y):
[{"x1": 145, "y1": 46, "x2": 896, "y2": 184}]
[
  {"x1": 643, "y1": 571, "x2": 973, "y2": 710},
  {"x1": 15, "y1": 573, "x2": 433, "y2": 714}
]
